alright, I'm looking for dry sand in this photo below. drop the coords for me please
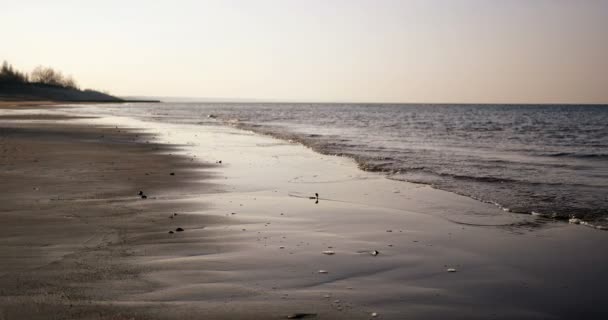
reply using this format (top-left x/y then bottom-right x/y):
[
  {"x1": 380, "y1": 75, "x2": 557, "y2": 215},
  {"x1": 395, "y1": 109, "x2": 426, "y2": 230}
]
[{"x1": 1, "y1": 103, "x2": 608, "y2": 319}]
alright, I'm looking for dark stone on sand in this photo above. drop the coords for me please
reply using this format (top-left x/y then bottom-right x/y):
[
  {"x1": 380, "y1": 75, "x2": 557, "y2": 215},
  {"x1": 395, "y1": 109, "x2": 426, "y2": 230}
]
[
  {"x1": 168, "y1": 231, "x2": 174, "y2": 234},
  {"x1": 141, "y1": 195, "x2": 147, "y2": 199},
  {"x1": 176, "y1": 227, "x2": 184, "y2": 232},
  {"x1": 287, "y1": 313, "x2": 317, "y2": 319},
  {"x1": 170, "y1": 172, "x2": 175, "y2": 175},
  {"x1": 138, "y1": 191, "x2": 144, "y2": 196}
]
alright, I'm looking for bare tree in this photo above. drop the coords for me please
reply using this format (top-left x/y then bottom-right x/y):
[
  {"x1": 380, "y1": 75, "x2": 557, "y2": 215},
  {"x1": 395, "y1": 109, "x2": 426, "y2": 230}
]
[
  {"x1": 30, "y1": 66, "x2": 65, "y2": 86},
  {"x1": 61, "y1": 75, "x2": 79, "y2": 89},
  {"x1": 1, "y1": 61, "x2": 80, "y2": 90}
]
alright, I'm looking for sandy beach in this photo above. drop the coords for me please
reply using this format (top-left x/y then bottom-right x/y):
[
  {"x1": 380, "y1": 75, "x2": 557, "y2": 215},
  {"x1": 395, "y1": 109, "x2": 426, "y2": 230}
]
[{"x1": 1, "y1": 103, "x2": 608, "y2": 320}]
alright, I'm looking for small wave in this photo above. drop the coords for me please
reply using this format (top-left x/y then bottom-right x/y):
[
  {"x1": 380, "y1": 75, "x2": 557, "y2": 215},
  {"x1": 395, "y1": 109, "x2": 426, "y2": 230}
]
[
  {"x1": 437, "y1": 173, "x2": 517, "y2": 184},
  {"x1": 444, "y1": 218, "x2": 543, "y2": 229},
  {"x1": 539, "y1": 152, "x2": 608, "y2": 159}
]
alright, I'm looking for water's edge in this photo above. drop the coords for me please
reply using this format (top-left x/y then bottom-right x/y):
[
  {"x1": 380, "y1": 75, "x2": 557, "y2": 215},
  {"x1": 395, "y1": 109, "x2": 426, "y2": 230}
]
[{"x1": 227, "y1": 120, "x2": 607, "y2": 231}]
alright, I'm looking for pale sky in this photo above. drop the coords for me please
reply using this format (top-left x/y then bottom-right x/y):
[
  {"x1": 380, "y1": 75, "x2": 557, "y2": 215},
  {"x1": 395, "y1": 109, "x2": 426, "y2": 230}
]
[{"x1": 2, "y1": 0, "x2": 607, "y2": 103}]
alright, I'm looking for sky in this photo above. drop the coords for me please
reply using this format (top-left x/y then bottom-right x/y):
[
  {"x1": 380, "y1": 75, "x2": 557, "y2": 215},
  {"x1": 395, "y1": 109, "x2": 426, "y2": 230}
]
[{"x1": 1, "y1": 0, "x2": 608, "y2": 103}]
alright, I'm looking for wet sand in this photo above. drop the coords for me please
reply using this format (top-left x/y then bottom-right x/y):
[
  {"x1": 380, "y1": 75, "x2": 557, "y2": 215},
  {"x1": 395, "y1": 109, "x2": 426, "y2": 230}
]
[
  {"x1": 0, "y1": 107, "x2": 222, "y2": 319},
  {"x1": 1, "y1": 104, "x2": 608, "y2": 319}
]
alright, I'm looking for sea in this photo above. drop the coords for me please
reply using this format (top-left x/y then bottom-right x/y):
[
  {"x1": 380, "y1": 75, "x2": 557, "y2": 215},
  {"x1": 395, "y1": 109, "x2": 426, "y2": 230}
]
[{"x1": 77, "y1": 103, "x2": 608, "y2": 227}]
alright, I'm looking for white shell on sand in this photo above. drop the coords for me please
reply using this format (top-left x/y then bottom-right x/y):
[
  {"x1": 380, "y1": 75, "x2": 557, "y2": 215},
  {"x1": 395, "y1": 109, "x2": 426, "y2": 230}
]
[
  {"x1": 322, "y1": 250, "x2": 335, "y2": 255},
  {"x1": 318, "y1": 270, "x2": 328, "y2": 274},
  {"x1": 447, "y1": 268, "x2": 457, "y2": 272},
  {"x1": 568, "y1": 218, "x2": 581, "y2": 224}
]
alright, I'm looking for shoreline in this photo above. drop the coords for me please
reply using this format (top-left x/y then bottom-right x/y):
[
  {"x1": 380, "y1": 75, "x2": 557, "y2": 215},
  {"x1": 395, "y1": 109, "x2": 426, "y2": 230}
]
[
  {"x1": 1, "y1": 103, "x2": 608, "y2": 319},
  {"x1": 226, "y1": 119, "x2": 607, "y2": 230}
]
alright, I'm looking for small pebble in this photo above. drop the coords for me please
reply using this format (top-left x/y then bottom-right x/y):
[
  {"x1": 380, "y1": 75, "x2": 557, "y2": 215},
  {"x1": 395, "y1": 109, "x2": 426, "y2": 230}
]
[
  {"x1": 318, "y1": 270, "x2": 328, "y2": 274},
  {"x1": 447, "y1": 268, "x2": 457, "y2": 272},
  {"x1": 322, "y1": 250, "x2": 335, "y2": 255},
  {"x1": 176, "y1": 227, "x2": 184, "y2": 232}
]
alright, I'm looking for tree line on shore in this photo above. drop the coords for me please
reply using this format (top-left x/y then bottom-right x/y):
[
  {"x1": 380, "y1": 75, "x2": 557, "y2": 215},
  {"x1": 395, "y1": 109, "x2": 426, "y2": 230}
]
[{"x1": 0, "y1": 61, "x2": 79, "y2": 90}]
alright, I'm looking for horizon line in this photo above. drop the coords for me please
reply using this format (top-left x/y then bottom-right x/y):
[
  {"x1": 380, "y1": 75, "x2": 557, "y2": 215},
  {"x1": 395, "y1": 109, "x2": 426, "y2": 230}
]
[{"x1": 123, "y1": 96, "x2": 608, "y2": 106}]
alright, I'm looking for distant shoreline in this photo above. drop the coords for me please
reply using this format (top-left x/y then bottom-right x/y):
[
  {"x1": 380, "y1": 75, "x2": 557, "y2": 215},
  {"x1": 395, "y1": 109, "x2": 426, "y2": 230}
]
[
  {"x1": 0, "y1": 82, "x2": 160, "y2": 103},
  {"x1": 0, "y1": 98, "x2": 161, "y2": 103}
]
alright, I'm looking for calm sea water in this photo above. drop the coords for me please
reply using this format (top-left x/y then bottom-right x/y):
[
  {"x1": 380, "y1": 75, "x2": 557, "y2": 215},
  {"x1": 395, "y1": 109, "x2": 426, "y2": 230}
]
[{"x1": 80, "y1": 103, "x2": 608, "y2": 227}]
